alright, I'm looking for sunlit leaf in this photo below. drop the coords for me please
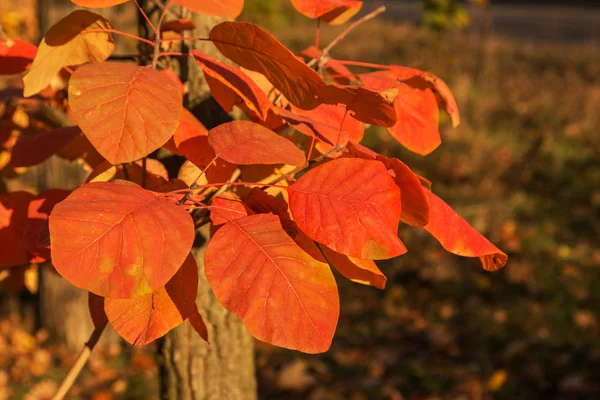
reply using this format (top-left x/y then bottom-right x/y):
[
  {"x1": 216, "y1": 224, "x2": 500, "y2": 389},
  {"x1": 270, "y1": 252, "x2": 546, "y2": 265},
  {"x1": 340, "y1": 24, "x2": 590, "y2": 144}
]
[
  {"x1": 24, "y1": 10, "x2": 115, "y2": 97},
  {"x1": 210, "y1": 192, "x2": 250, "y2": 225},
  {"x1": 49, "y1": 181, "x2": 194, "y2": 298},
  {"x1": 208, "y1": 120, "x2": 306, "y2": 166},
  {"x1": 86, "y1": 159, "x2": 169, "y2": 191},
  {"x1": 288, "y1": 158, "x2": 406, "y2": 259},
  {"x1": 172, "y1": 0, "x2": 244, "y2": 18},
  {"x1": 300, "y1": 46, "x2": 357, "y2": 84},
  {"x1": 320, "y1": 245, "x2": 386, "y2": 289},
  {"x1": 10, "y1": 127, "x2": 81, "y2": 167},
  {"x1": 424, "y1": 189, "x2": 507, "y2": 271},
  {"x1": 290, "y1": 0, "x2": 363, "y2": 25},
  {"x1": 205, "y1": 213, "x2": 339, "y2": 353},
  {"x1": 318, "y1": 84, "x2": 398, "y2": 127},
  {"x1": 0, "y1": 191, "x2": 35, "y2": 267},
  {"x1": 0, "y1": 39, "x2": 37, "y2": 75},
  {"x1": 209, "y1": 21, "x2": 325, "y2": 110},
  {"x1": 105, "y1": 252, "x2": 200, "y2": 345},
  {"x1": 68, "y1": 62, "x2": 182, "y2": 164}
]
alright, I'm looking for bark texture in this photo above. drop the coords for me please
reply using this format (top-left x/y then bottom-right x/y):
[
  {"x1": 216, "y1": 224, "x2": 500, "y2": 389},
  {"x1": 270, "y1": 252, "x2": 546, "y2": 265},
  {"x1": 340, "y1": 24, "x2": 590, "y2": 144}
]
[{"x1": 158, "y1": 10, "x2": 257, "y2": 400}]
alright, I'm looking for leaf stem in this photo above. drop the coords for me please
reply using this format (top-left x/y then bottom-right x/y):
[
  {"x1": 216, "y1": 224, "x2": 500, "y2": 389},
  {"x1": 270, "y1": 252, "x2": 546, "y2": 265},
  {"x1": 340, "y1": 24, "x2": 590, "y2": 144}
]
[
  {"x1": 335, "y1": 59, "x2": 391, "y2": 70},
  {"x1": 133, "y1": 0, "x2": 157, "y2": 33},
  {"x1": 152, "y1": 1, "x2": 172, "y2": 69},
  {"x1": 315, "y1": 18, "x2": 321, "y2": 50},
  {"x1": 84, "y1": 29, "x2": 154, "y2": 46},
  {"x1": 322, "y1": 6, "x2": 386, "y2": 56},
  {"x1": 52, "y1": 321, "x2": 107, "y2": 400},
  {"x1": 121, "y1": 164, "x2": 131, "y2": 181},
  {"x1": 162, "y1": 36, "x2": 211, "y2": 43},
  {"x1": 141, "y1": 157, "x2": 147, "y2": 188}
]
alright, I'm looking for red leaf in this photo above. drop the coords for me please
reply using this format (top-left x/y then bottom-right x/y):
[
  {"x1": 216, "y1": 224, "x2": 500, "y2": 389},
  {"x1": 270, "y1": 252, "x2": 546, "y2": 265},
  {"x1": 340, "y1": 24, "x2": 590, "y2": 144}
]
[
  {"x1": 390, "y1": 65, "x2": 460, "y2": 128},
  {"x1": 290, "y1": 0, "x2": 363, "y2": 25},
  {"x1": 288, "y1": 158, "x2": 406, "y2": 260},
  {"x1": 360, "y1": 70, "x2": 440, "y2": 155},
  {"x1": 300, "y1": 46, "x2": 357, "y2": 84},
  {"x1": 88, "y1": 292, "x2": 107, "y2": 329},
  {"x1": 24, "y1": 10, "x2": 115, "y2": 97},
  {"x1": 317, "y1": 84, "x2": 398, "y2": 127},
  {"x1": 424, "y1": 190, "x2": 507, "y2": 271},
  {"x1": 23, "y1": 189, "x2": 71, "y2": 264},
  {"x1": 49, "y1": 181, "x2": 194, "y2": 298},
  {"x1": 209, "y1": 21, "x2": 325, "y2": 110},
  {"x1": 193, "y1": 50, "x2": 272, "y2": 121},
  {"x1": 71, "y1": 0, "x2": 129, "y2": 6},
  {"x1": 68, "y1": 62, "x2": 182, "y2": 164},
  {"x1": 10, "y1": 127, "x2": 81, "y2": 167},
  {"x1": 105, "y1": 252, "x2": 200, "y2": 345},
  {"x1": 208, "y1": 120, "x2": 306, "y2": 166},
  {"x1": 320, "y1": 246, "x2": 386, "y2": 289},
  {"x1": 171, "y1": 0, "x2": 244, "y2": 18},
  {"x1": 205, "y1": 213, "x2": 339, "y2": 353},
  {"x1": 278, "y1": 104, "x2": 364, "y2": 151},
  {"x1": 188, "y1": 307, "x2": 209, "y2": 342},
  {"x1": 210, "y1": 192, "x2": 250, "y2": 225},
  {"x1": 0, "y1": 39, "x2": 37, "y2": 75},
  {"x1": 347, "y1": 142, "x2": 430, "y2": 227},
  {"x1": 55, "y1": 131, "x2": 106, "y2": 169},
  {"x1": 0, "y1": 191, "x2": 35, "y2": 267}
]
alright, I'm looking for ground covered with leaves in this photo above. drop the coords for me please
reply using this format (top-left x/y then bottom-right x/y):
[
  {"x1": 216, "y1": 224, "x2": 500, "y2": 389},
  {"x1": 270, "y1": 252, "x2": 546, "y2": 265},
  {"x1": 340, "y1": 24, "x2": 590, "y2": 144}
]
[{"x1": 1, "y1": 16, "x2": 599, "y2": 400}]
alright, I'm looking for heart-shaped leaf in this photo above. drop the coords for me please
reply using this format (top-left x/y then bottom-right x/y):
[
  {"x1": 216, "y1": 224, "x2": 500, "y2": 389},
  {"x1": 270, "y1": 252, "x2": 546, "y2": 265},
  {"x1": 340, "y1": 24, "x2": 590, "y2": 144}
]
[
  {"x1": 288, "y1": 158, "x2": 406, "y2": 259},
  {"x1": 104, "y1": 252, "x2": 200, "y2": 345},
  {"x1": 208, "y1": 120, "x2": 306, "y2": 166},
  {"x1": 49, "y1": 181, "x2": 194, "y2": 298},
  {"x1": 205, "y1": 213, "x2": 339, "y2": 353},
  {"x1": 68, "y1": 62, "x2": 182, "y2": 164},
  {"x1": 209, "y1": 21, "x2": 325, "y2": 110},
  {"x1": 24, "y1": 10, "x2": 115, "y2": 97}
]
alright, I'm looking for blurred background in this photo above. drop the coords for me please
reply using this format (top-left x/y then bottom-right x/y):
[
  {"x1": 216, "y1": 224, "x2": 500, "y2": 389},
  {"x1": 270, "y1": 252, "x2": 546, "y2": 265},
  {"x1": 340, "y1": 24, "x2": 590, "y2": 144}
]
[{"x1": 1, "y1": 0, "x2": 599, "y2": 399}]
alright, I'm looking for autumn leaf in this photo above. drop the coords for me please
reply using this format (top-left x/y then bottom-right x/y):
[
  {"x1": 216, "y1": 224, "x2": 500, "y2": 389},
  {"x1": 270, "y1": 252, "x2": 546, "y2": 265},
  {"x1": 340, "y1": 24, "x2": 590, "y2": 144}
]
[
  {"x1": 300, "y1": 46, "x2": 357, "y2": 84},
  {"x1": 209, "y1": 192, "x2": 250, "y2": 226},
  {"x1": 320, "y1": 245, "x2": 386, "y2": 289},
  {"x1": 55, "y1": 131, "x2": 105, "y2": 169},
  {"x1": 205, "y1": 213, "x2": 339, "y2": 353},
  {"x1": 23, "y1": 189, "x2": 71, "y2": 264},
  {"x1": 317, "y1": 84, "x2": 398, "y2": 127},
  {"x1": 0, "y1": 39, "x2": 37, "y2": 75},
  {"x1": 68, "y1": 62, "x2": 182, "y2": 164},
  {"x1": 347, "y1": 142, "x2": 430, "y2": 227},
  {"x1": 49, "y1": 181, "x2": 194, "y2": 298},
  {"x1": 10, "y1": 126, "x2": 81, "y2": 167},
  {"x1": 209, "y1": 21, "x2": 325, "y2": 110},
  {"x1": 193, "y1": 50, "x2": 272, "y2": 121},
  {"x1": 161, "y1": 19, "x2": 196, "y2": 33},
  {"x1": 288, "y1": 158, "x2": 406, "y2": 259},
  {"x1": 86, "y1": 159, "x2": 169, "y2": 191},
  {"x1": 424, "y1": 189, "x2": 507, "y2": 271},
  {"x1": 104, "y1": 252, "x2": 201, "y2": 345},
  {"x1": 71, "y1": 0, "x2": 129, "y2": 6},
  {"x1": 208, "y1": 120, "x2": 306, "y2": 166},
  {"x1": 171, "y1": 0, "x2": 244, "y2": 18},
  {"x1": 23, "y1": 10, "x2": 115, "y2": 97},
  {"x1": 360, "y1": 70, "x2": 441, "y2": 155},
  {"x1": 290, "y1": 0, "x2": 363, "y2": 25},
  {"x1": 0, "y1": 191, "x2": 35, "y2": 267}
]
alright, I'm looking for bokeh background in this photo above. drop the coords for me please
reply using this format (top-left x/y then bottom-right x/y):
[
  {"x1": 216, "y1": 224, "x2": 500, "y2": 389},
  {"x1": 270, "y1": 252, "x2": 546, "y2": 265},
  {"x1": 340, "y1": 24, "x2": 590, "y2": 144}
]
[{"x1": 1, "y1": 0, "x2": 599, "y2": 399}]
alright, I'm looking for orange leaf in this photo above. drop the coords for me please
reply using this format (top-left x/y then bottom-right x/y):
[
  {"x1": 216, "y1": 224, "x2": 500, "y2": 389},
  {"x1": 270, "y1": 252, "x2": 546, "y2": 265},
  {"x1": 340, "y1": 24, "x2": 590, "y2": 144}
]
[
  {"x1": 205, "y1": 213, "x2": 339, "y2": 353},
  {"x1": 23, "y1": 189, "x2": 71, "y2": 264},
  {"x1": 86, "y1": 159, "x2": 169, "y2": 191},
  {"x1": 0, "y1": 191, "x2": 35, "y2": 267},
  {"x1": 0, "y1": 39, "x2": 37, "y2": 75},
  {"x1": 320, "y1": 246, "x2": 386, "y2": 289},
  {"x1": 288, "y1": 158, "x2": 406, "y2": 260},
  {"x1": 210, "y1": 192, "x2": 250, "y2": 226},
  {"x1": 424, "y1": 190, "x2": 507, "y2": 271},
  {"x1": 317, "y1": 84, "x2": 398, "y2": 127},
  {"x1": 300, "y1": 46, "x2": 357, "y2": 84},
  {"x1": 193, "y1": 50, "x2": 272, "y2": 121},
  {"x1": 161, "y1": 19, "x2": 197, "y2": 33},
  {"x1": 10, "y1": 127, "x2": 81, "y2": 167},
  {"x1": 290, "y1": 0, "x2": 363, "y2": 25},
  {"x1": 71, "y1": 0, "x2": 129, "y2": 6},
  {"x1": 23, "y1": 10, "x2": 115, "y2": 97},
  {"x1": 105, "y1": 252, "x2": 200, "y2": 345},
  {"x1": 208, "y1": 121, "x2": 306, "y2": 166},
  {"x1": 68, "y1": 62, "x2": 182, "y2": 164},
  {"x1": 347, "y1": 142, "x2": 430, "y2": 227},
  {"x1": 209, "y1": 21, "x2": 325, "y2": 110},
  {"x1": 55, "y1": 131, "x2": 105, "y2": 169},
  {"x1": 360, "y1": 70, "x2": 440, "y2": 155},
  {"x1": 49, "y1": 181, "x2": 194, "y2": 298},
  {"x1": 390, "y1": 65, "x2": 460, "y2": 128},
  {"x1": 278, "y1": 104, "x2": 364, "y2": 151},
  {"x1": 171, "y1": 0, "x2": 244, "y2": 18}
]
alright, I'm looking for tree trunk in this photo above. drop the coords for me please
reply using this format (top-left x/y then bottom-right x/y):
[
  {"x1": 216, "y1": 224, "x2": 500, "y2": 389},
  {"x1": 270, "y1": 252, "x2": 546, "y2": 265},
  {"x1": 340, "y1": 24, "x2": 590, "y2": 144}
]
[{"x1": 157, "y1": 10, "x2": 257, "y2": 400}]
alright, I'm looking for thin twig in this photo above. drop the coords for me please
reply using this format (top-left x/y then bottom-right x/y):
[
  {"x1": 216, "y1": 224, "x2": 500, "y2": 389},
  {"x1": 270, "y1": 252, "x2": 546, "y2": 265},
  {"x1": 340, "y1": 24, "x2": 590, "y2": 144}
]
[
  {"x1": 152, "y1": 1, "x2": 172, "y2": 69},
  {"x1": 133, "y1": 0, "x2": 157, "y2": 33},
  {"x1": 52, "y1": 321, "x2": 107, "y2": 400},
  {"x1": 84, "y1": 29, "x2": 154, "y2": 46},
  {"x1": 212, "y1": 168, "x2": 242, "y2": 198},
  {"x1": 267, "y1": 145, "x2": 346, "y2": 186},
  {"x1": 141, "y1": 157, "x2": 147, "y2": 188},
  {"x1": 122, "y1": 164, "x2": 131, "y2": 181},
  {"x1": 322, "y1": 6, "x2": 386, "y2": 56}
]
